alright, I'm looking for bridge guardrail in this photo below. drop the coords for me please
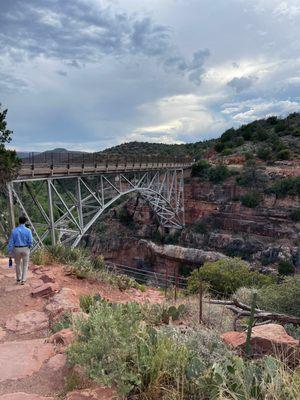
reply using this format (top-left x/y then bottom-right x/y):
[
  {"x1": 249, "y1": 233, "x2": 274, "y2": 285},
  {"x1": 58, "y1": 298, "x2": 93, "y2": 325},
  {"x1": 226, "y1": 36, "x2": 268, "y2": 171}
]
[
  {"x1": 21, "y1": 152, "x2": 193, "y2": 167},
  {"x1": 18, "y1": 152, "x2": 193, "y2": 178}
]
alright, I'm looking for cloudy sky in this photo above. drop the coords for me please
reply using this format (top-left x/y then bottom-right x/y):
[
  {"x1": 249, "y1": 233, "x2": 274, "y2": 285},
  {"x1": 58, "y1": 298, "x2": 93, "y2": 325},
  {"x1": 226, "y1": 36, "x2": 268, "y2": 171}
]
[{"x1": 1, "y1": 0, "x2": 300, "y2": 152}]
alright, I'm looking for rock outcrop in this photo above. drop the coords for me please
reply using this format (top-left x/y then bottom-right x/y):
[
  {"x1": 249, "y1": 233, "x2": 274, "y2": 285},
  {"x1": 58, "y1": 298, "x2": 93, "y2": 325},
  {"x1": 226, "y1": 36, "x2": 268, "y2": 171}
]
[
  {"x1": 0, "y1": 339, "x2": 54, "y2": 382},
  {"x1": 45, "y1": 288, "x2": 80, "y2": 318},
  {"x1": 140, "y1": 239, "x2": 226, "y2": 264},
  {"x1": 221, "y1": 323, "x2": 299, "y2": 355},
  {"x1": 5, "y1": 310, "x2": 49, "y2": 334}
]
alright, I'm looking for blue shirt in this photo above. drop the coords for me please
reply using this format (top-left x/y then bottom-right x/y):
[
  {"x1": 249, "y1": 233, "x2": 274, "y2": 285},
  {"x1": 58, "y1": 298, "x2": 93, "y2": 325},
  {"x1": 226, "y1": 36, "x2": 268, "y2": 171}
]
[{"x1": 8, "y1": 224, "x2": 33, "y2": 253}]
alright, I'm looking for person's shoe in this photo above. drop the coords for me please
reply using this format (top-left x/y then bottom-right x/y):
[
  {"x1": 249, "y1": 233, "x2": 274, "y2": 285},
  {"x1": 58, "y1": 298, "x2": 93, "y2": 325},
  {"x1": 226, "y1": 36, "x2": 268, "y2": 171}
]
[
  {"x1": 20, "y1": 281, "x2": 26, "y2": 285},
  {"x1": 16, "y1": 279, "x2": 21, "y2": 284}
]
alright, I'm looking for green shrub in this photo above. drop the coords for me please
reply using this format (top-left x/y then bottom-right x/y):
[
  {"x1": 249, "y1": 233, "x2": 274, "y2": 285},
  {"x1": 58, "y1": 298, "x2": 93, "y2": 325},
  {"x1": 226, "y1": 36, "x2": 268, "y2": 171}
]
[
  {"x1": 278, "y1": 260, "x2": 295, "y2": 276},
  {"x1": 187, "y1": 258, "x2": 274, "y2": 297},
  {"x1": 31, "y1": 248, "x2": 52, "y2": 265},
  {"x1": 241, "y1": 190, "x2": 261, "y2": 208},
  {"x1": 68, "y1": 301, "x2": 191, "y2": 398},
  {"x1": 220, "y1": 128, "x2": 236, "y2": 143},
  {"x1": 258, "y1": 276, "x2": 300, "y2": 317},
  {"x1": 205, "y1": 355, "x2": 300, "y2": 400},
  {"x1": 79, "y1": 294, "x2": 102, "y2": 313},
  {"x1": 191, "y1": 160, "x2": 210, "y2": 177},
  {"x1": 67, "y1": 300, "x2": 300, "y2": 399},
  {"x1": 193, "y1": 221, "x2": 208, "y2": 234},
  {"x1": 276, "y1": 149, "x2": 291, "y2": 160},
  {"x1": 257, "y1": 147, "x2": 272, "y2": 161},
  {"x1": 290, "y1": 208, "x2": 300, "y2": 222},
  {"x1": 215, "y1": 142, "x2": 225, "y2": 152},
  {"x1": 285, "y1": 324, "x2": 300, "y2": 340},
  {"x1": 268, "y1": 177, "x2": 300, "y2": 197},
  {"x1": 51, "y1": 312, "x2": 73, "y2": 333},
  {"x1": 221, "y1": 148, "x2": 232, "y2": 156},
  {"x1": 208, "y1": 164, "x2": 229, "y2": 183}
]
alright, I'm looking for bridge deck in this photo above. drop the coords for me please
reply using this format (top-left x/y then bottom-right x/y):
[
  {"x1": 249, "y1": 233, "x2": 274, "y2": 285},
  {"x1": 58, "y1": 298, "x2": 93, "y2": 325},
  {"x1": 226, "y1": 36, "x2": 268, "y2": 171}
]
[{"x1": 16, "y1": 153, "x2": 193, "y2": 180}]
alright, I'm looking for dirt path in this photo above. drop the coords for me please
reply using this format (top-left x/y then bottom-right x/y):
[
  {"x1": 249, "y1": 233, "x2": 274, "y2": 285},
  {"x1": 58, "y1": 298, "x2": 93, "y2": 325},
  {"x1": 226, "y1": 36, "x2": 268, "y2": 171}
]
[{"x1": 0, "y1": 257, "x2": 163, "y2": 399}]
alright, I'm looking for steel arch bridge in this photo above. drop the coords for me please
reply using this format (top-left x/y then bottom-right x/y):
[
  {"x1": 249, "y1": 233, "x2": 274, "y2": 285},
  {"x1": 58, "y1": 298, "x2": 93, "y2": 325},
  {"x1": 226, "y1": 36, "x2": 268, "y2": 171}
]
[{"x1": 5, "y1": 153, "x2": 192, "y2": 249}]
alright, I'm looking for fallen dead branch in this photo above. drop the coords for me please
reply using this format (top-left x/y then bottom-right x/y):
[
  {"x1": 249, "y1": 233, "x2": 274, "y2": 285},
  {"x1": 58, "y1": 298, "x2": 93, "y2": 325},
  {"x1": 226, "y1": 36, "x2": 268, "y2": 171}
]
[{"x1": 208, "y1": 299, "x2": 300, "y2": 330}]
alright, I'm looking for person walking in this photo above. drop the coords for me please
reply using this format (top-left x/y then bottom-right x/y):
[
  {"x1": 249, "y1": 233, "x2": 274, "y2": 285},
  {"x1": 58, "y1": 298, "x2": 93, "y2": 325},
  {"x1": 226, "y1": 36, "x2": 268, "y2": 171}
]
[{"x1": 8, "y1": 216, "x2": 33, "y2": 285}]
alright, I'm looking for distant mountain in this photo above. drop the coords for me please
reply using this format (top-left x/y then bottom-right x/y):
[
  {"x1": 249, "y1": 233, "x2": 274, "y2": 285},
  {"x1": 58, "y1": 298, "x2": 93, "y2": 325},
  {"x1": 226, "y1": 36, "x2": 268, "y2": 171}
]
[{"x1": 100, "y1": 140, "x2": 216, "y2": 160}]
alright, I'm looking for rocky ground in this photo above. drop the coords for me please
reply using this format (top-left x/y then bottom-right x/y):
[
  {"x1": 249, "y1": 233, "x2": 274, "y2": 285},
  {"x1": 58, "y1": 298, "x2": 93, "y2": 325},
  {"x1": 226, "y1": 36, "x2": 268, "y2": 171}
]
[{"x1": 0, "y1": 257, "x2": 163, "y2": 399}]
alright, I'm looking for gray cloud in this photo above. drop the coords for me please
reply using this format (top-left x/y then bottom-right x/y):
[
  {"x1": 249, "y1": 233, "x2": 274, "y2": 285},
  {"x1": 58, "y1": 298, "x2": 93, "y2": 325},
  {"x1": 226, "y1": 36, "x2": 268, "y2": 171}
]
[
  {"x1": 1, "y1": 0, "x2": 300, "y2": 151},
  {"x1": 0, "y1": 0, "x2": 208, "y2": 85},
  {"x1": 227, "y1": 76, "x2": 258, "y2": 93}
]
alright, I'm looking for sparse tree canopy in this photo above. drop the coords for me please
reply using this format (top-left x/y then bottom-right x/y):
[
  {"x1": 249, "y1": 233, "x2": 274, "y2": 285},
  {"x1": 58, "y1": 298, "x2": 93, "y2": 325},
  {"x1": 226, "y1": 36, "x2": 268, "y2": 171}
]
[{"x1": 0, "y1": 104, "x2": 20, "y2": 188}]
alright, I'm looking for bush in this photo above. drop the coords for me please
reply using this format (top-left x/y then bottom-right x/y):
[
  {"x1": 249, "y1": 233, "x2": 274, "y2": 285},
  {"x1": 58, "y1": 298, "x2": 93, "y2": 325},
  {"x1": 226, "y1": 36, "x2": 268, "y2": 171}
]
[
  {"x1": 79, "y1": 293, "x2": 102, "y2": 313},
  {"x1": 68, "y1": 301, "x2": 191, "y2": 398},
  {"x1": 193, "y1": 221, "x2": 208, "y2": 234},
  {"x1": 191, "y1": 160, "x2": 210, "y2": 177},
  {"x1": 208, "y1": 164, "x2": 229, "y2": 183},
  {"x1": 268, "y1": 177, "x2": 300, "y2": 197},
  {"x1": 276, "y1": 149, "x2": 291, "y2": 160},
  {"x1": 241, "y1": 190, "x2": 261, "y2": 208},
  {"x1": 51, "y1": 312, "x2": 73, "y2": 333},
  {"x1": 205, "y1": 355, "x2": 300, "y2": 400},
  {"x1": 258, "y1": 276, "x2": 300, "y2": 317},
  {"x1": 67, "y1": 300, "x2": 300, "y2": 399},
  {"x1": 257, "y1": 146, "x2": 272, "y2": 161},
  {"x1": 278, "y1": 260, "x2": 295, "y2": 276},
  {"x1": 214, "y1": 142, "x2": 225, "y2": 152},
  {"x1": 187, "y1": 258, "x2": 274, "y2": 297}
]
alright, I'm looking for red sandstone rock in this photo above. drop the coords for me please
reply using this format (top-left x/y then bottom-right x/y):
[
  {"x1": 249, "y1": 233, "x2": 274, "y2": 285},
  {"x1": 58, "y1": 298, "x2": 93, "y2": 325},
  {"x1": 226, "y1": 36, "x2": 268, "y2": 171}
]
[
  {"x1": 45, "y1": 353, "x2": 67, "y2": 371},
  {"x1": 0, "y1": 327, "x2": 6, "y2": 341},
  {"x1": 45, "y1": 288, "x2": 80, "y2": 317},
  {"x1": 65, "y1": 387, "x2": 116, "y2": 400},
  {"x1": 48, "y1": 328, "x2": 74, "y2": 347},
  {"x1": 221, "y1": 323, "x2": 299, "y2": 355},
  {"x1": 40, "y1": 272, "x2": 56, "y2": 283},
  {"x1": 5, "y1": 310, "x2": 49, "y2": 334},
  {"x1": 31, "y1": 283, "x2": 58, "y2": 298},
  {"x1": 0, "y1": 394, "x2": 54, "y2": 400},
  {"x1": 0, "y1": 338, "x2": 54, "y2": 382}
]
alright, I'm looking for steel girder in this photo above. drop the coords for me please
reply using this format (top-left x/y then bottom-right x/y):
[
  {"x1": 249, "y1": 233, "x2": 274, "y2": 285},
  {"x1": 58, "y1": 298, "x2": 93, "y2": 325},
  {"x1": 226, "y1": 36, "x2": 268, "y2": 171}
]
[{"x1": 7, "y1": 169, "x2": 185, "y2": 249}]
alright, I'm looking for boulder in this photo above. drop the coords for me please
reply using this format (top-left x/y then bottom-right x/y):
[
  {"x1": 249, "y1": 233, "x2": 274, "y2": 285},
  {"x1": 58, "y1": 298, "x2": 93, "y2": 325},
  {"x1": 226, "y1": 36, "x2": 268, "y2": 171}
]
[
  {"x1": 0, "y1": 338, "x2": 54, "y2": 381},
  {"x1": 31, "y1": 283, "x2": 58, "y2": 298},
  {"x1": 0, "y1": 394, "x2": 54, "y2": 400},
  {"x1": 65, "y1": 387, "x2": 116, "y2": 400},
  {"x1": 221, "y1": 323, "x2": 299, "y2": 355},
  {"x1": 45, "y1": 288, "x2": 80, "y2": 317},
  {"x1": 140, "y1": 239, "x2": 226, "y2": 265},
  {"x1": 48, "y1": 328, "x2": 74, "y2": 347},
  {"x1": 5, "y1": 310, "x2": 49, "y2": 334},
  {"x1": 45, "y1": 353, "x2": 67, "y2": 371}
]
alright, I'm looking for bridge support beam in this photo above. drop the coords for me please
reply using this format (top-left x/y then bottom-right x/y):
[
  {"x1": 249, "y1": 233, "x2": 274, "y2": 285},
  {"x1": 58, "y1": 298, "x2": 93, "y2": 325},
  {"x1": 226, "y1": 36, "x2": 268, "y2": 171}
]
[
  {"x1": 7, "y1": 182, "x2": 15, "y2": 231},
  {"x1": 47, "y1": 179, "x2": 56, "y2": 246}
]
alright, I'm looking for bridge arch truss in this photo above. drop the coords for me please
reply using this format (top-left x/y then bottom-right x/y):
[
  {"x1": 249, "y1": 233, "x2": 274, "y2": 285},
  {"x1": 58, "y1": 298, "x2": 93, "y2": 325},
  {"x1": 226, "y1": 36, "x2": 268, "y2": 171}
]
[{"x1": 7, "y1": 168, "x2": 185, "y2": 249}]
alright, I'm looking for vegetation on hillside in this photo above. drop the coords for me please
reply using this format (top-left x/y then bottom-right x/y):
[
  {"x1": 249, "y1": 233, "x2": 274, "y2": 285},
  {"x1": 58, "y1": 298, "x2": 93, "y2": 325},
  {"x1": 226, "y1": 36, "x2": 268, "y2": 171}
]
[
  {"x1": 101, "y1": 139, "x2": 215, "y2": 160},
  {"x1": 214, "y1": 113, "x2": 300, "y2": 161}
]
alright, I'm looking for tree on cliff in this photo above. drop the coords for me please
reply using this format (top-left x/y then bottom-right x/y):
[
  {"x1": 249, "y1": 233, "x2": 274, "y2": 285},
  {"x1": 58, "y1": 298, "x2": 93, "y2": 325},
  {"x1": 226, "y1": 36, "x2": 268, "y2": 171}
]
[{"x1": 0, "y1": 104, "x2": 20, "y2": 188}]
